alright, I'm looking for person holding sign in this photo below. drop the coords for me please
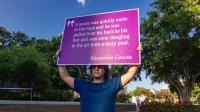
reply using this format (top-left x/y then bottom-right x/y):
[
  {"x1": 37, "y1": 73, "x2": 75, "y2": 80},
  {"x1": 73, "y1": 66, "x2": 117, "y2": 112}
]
[{"x1": 56, "y1": 43, "x2": 142, "y2": 112}]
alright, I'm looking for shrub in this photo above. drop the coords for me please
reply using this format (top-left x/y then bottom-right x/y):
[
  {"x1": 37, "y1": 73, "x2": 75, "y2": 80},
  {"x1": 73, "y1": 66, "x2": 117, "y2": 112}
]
[
  {"x1": 139, "y1": 102, "x2": 195, "y2": 112},
  {"x1": 35, "y1": 89, "x2": 73, "y2": 101}
]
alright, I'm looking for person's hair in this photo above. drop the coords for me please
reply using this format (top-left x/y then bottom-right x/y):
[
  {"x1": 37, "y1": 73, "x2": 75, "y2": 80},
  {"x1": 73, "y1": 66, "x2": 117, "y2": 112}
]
[{"x1": 89, "y1": 65, "x2": 109, "y2": 81}]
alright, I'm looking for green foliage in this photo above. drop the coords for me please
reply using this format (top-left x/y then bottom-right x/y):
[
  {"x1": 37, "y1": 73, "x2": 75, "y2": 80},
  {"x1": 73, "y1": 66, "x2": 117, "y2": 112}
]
[
  {"x1": 0, "y1": 27, "x2": 90, "y2": 100},
  {"x1": 192, "y1": 85, "x2": 200, "y2": 102},
  {"x1": 0, "y1": 25, "x2": 143, "y2": 101},
  {"x1": 12, "y1": 32, "x2": 29, "y2": 47},
  {"x1": 139, "y1": 102, "x2": 195, "y2": 112},
  {"x1": 111, "y1": 65, "x2": 128, "y2": 77},
  {"x1": 37, "y1": 89, "x2": 73, "y2": 101},
  {"x1": 0, "y1": 46, "x2": 51, "y2": 99},
  {"x1": 111, "y1": 65, "x2": 141, "y2": 80},
  {"x1": 0, "y1": 27, "x2": 91, "y2": 100},
  {"x1": 0, "y1": 27, "x2": 12, "y2": 49},
  {"x1": 0, "y1": 49, "x2": 15, "y2": 84},
  {"x1": 116, "y1": 93, "x2": 132, "y2": 103},
  {"x1": 141, "y1": 0, "x2": 200, "y2": 104},
  {"x1": 132, "y1": 87, "x2": 155, "y2": 101},
  {"x1": 0, "y1": 90, "x2": 32, "y2": 100}
]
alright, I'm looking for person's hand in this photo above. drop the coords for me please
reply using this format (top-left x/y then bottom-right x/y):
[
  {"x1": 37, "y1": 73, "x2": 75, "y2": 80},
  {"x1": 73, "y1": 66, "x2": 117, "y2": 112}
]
[
  {"x1": 137, "y1": 43, "x2": 143, "y2": 52},
  {"x1": 55, "y1": 49, "x2": 61, "y2": 59},
  {"x1": 128, "y1": 43, "x2": 143, "y2": 67},
  {"x1": 55, "y1": 49, "x2": 64, "y2": 67}
]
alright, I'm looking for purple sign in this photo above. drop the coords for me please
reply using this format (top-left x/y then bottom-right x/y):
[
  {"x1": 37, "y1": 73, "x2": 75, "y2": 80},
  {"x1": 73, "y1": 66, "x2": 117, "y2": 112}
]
[{"x1": 58, "y1": 9, "x2": 141, "y2": 65}]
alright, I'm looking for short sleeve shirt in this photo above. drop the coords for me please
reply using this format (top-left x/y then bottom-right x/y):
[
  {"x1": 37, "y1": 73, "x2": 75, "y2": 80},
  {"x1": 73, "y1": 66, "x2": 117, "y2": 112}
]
[{"x1": 74, "y1": 77, "x2": 122, "y2": 112}]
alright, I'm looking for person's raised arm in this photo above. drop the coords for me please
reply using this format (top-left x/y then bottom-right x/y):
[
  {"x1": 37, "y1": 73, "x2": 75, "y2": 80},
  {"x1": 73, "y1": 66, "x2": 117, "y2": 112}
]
[
  {"x1": 121, "y1": 65, "x2": 138, "y2": 87},
  {"x1": 56, "y1": 50, "x2": 75, "y2": 89},
  {"x1": 120, "y1": 43, "x2": 142, "y2": 87}
]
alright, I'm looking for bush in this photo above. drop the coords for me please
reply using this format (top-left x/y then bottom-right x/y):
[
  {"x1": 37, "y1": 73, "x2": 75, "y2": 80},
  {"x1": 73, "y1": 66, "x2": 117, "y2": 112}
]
[
  {"x1": 116, "y1": 93, "x2": 132, "y2": 103},
  {"x1": 35, "y1": 89, "x2": 73, "y2": 101},
  {"x1": 0, "y1": 90, "x2": 32, "y2": 100},
  {"x1": 139, "y1": 102, "x2": 195, "y2": 112}
]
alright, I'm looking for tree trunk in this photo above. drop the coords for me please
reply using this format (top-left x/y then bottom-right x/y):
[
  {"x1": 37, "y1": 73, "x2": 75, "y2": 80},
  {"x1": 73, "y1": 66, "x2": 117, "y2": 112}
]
[
  {"x1": 179, "y1": 90, "x2": 191, "y2": 105},
  {"x1": 173, "y1": 81, "x2": 192, "y2": 105}
]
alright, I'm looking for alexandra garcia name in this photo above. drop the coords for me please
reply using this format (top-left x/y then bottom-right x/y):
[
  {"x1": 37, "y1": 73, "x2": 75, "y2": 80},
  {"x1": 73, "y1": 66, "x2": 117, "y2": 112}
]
[{"x1": 90, "y1": 55, "x2": 132, "y2": 61}]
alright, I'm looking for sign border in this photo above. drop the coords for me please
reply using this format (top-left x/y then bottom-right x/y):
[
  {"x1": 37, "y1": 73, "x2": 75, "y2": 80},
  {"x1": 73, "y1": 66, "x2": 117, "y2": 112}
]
[{"x1": 57, "y1": 8, "x2": 141, "y2": 65}]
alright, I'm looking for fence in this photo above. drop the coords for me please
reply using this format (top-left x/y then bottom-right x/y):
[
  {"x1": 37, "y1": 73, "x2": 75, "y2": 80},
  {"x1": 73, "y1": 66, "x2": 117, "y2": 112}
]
[{"x1": 0, "y1": 88, "x2": 33, "y2": 100}]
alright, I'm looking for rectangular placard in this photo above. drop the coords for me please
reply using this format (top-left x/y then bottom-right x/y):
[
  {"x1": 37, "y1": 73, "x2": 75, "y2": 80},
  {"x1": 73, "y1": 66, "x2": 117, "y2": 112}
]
[{"x1": 58, "y1": 9, "x2": 140, "y2": 65}]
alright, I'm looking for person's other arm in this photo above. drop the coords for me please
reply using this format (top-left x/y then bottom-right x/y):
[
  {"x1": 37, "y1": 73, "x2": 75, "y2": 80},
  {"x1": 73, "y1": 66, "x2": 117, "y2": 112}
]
[
  {"x1": 120, "y1": 65, "x2": 138, "y2": 87},
  {"x1": 120, "y1": 43, "x2": 142, "y2": 87},
  {"x1": 56, "y1": 50, "x2": 75, "y2": 89},
  {"x1": 58, "y1": 65, "x2": 75, "y2": 89}
]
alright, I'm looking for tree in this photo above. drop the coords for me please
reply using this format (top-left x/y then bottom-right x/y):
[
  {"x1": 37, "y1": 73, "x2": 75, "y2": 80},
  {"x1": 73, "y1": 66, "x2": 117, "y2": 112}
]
[
  {"x1": 0, "y1": 27, "x2": 90, "y2": 100},
  {"x1": 0, "y1": 49, "x2": 15, "y2": 86},
  {"x1": 0, "y1": 27, "x2": 30, "y2": 48},
  {"x1": 141, "y1": 0, "x2": 200, "y2": 104},
  {"x1": 132, "y1": 87, "x2": 155, "y2": 101},
  {"x1": 156, "y1": 89, "x2": 176, "y2": 103},
  {"x1": 111, "y1": 65, "x2": 141, "y2": 80},
  {"x1": 0, "y1": 27, "x2": 12, "y2": 49},
  {"x1": 12, "y1": 32, "x2": 29, "y2": 47},
  {"x1": 0, "y1": 46, "x2": 51, "y2": 99},
  {"x1": 117, "y1": 93, "x2": 132, "y2": 103}
]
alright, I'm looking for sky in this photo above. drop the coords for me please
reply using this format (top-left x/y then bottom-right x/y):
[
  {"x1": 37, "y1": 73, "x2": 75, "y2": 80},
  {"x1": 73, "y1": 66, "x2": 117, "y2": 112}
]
[
  {"x1": 0, "y1": 0, "x2": 166, "y2": 91},
  {"x1": 0, "y1": 0, "x2": 154, "y2": 38}
]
